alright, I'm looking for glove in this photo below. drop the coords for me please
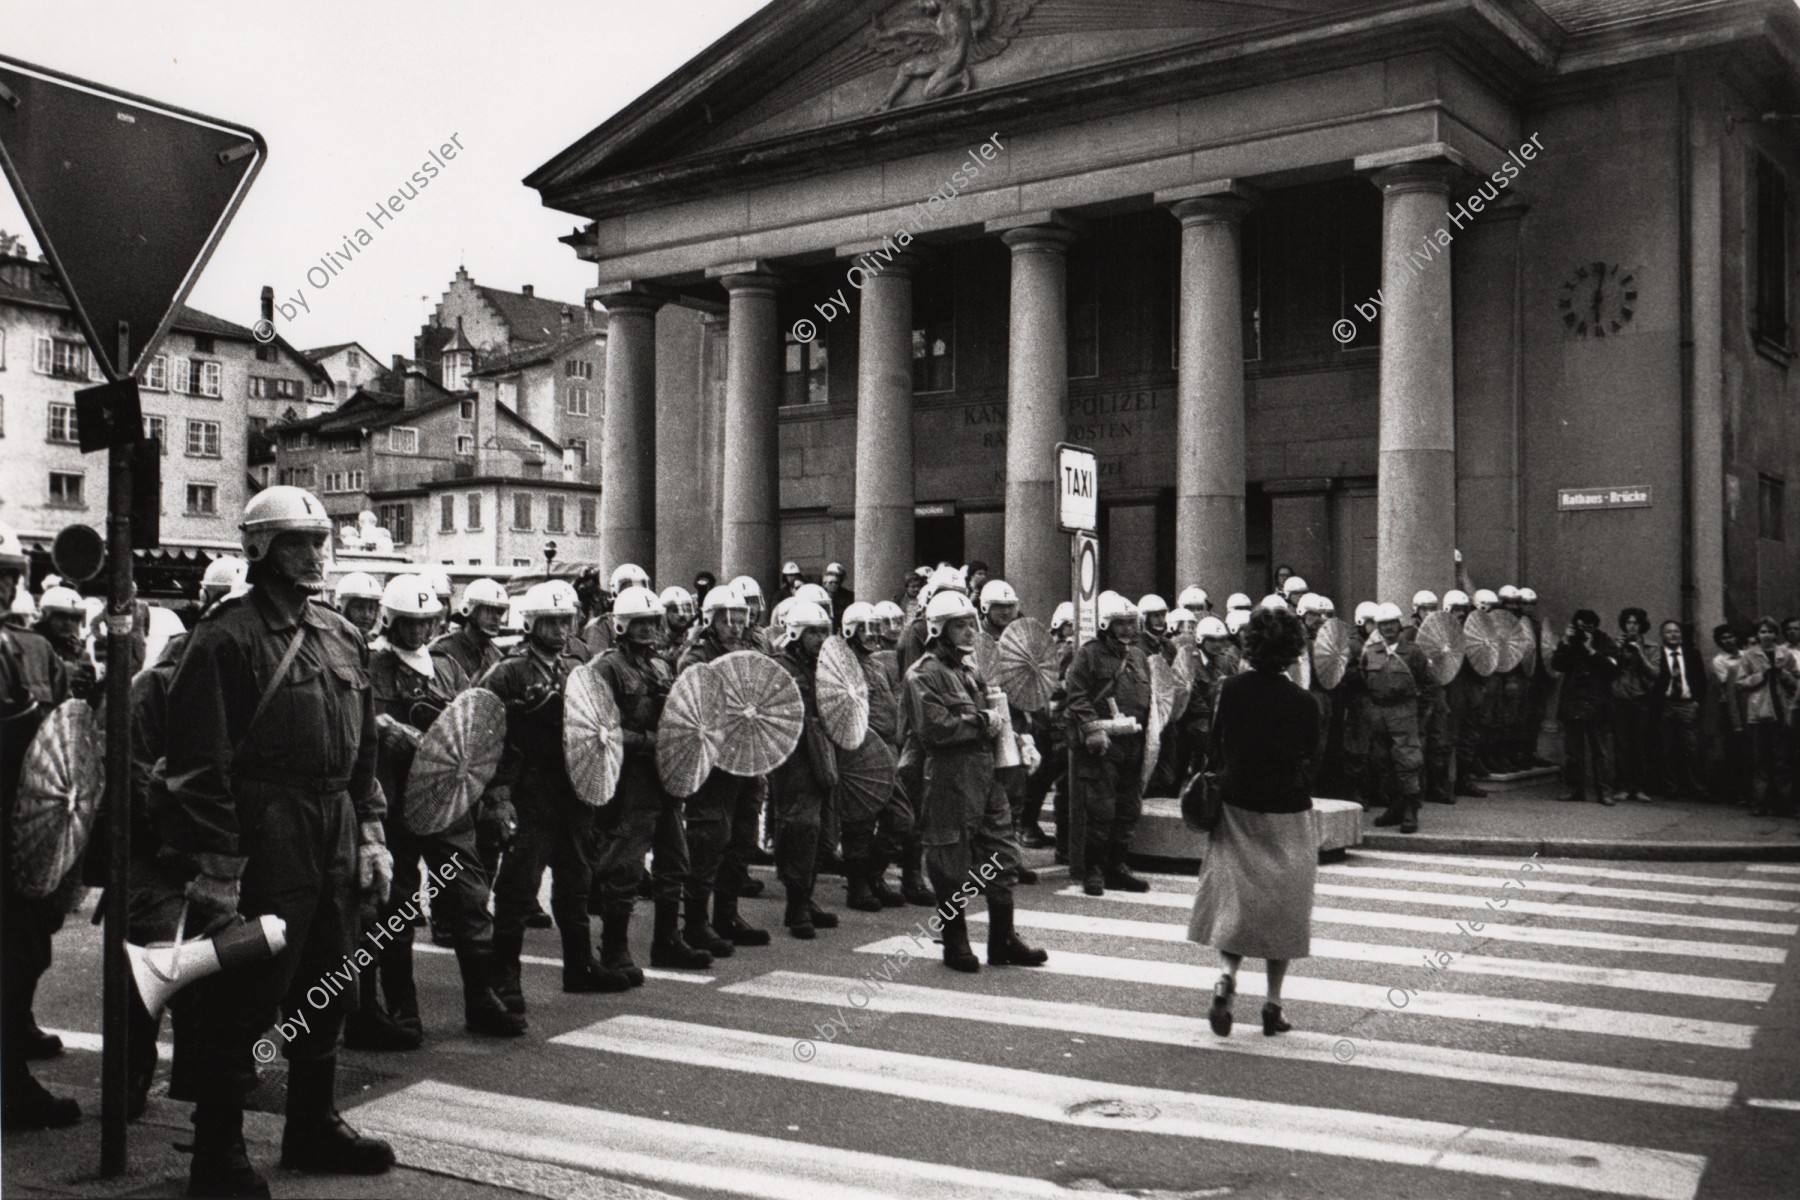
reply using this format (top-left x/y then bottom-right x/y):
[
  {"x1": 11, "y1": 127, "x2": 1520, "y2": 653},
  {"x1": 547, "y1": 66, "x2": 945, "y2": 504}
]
[
  {"x1": 478, "y1": 795, "x2": 518, "y2": 848},
  {"x1": 357, "y1": 820, "x2": 393, "y2": 905},
  {"x1": 980, "y1": 709, "x2": 1005, "y2": 738},
  {"x1": 1019, "y1": 734, "x2": 1042, "y2": 774},
  {"x1": 183, "y1": 872, "x2": 241, "y2": 936},
  {"x1": 1083, "y1": 729, "x2": 1111, "y2": 756}
]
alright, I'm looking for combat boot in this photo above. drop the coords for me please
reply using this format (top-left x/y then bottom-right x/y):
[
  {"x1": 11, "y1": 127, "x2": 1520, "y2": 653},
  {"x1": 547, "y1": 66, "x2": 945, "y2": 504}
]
[
  {"x1": 650, "y1": 900, "x2": 714, "y2": 969},
  {"x1": 867, "y1": 854, "x2": 906, "y2": 907},
  {"x1": 598, "y1": 911, "x2": 646, "y2": 986},
  {"x1": 277, "y1": 1057, "x2": 394, "y2": 1176},
  {"x1": 684, "y1": 890, "x2": 735, "y2": 958},
  {"x1": 714, "y1": 891, "x2": 770, "y2": 946},
  {"x1": 342, "y1": 968, "x2": 420, "y2": 1052},
  {"x1": 939, "y1": 905, "x2": 980, "y2": 973},
  {"x1": 899, "y1": 839, "x2": 934, "y2": 906},
  {"x1": 807, "y1": 900, "x2": 839, "y2": 929},
  {"x1": 455, "y1": 944, "x2": 528, "y2": 1035},
  {"x1": 783, "y1": 887, "x2": 816, "y2": 939},
  {"x1": 492, "y1": 929, "x2": 527, "y2": 1014},
  {"x1": 1, "y1": 1073, "x2": 80, "y2": 1132},
  {"x1": 186, "y1": 1101, "x2": 267, "y2": 1198},
  {"x1": 377, "y1": 938, "x2": 421, "y2": 1038},
  {"x1": 985, "y1": 898, "x2": 1048, "y2": 967},
  {"x1": 844, "y1": 858, "x2": 884, "y2": 912}
]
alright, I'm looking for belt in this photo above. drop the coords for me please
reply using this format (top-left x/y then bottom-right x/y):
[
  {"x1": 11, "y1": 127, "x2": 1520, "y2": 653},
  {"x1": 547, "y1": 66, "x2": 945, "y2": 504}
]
[{"x1": 233, "y1": 769, "x2": 354, "y2": 793}]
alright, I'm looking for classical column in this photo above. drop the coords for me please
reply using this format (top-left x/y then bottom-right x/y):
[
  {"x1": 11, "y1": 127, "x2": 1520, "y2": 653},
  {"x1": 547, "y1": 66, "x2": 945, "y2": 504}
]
[
  {"x1": 1163, "y1": 188, "x2": 1255, "y2": 592},
  {"x1": 848, "y1": 246, "x2": 916, "y2": 603},
  {"x1": 596, "y1": 290, "x2": 660, "y2": 574},
  {"x1": 717, "y1": 270, "x2": 783, "y2": 588},
  {"x1": 996, "y1": 220, "x2": 1078, "y2": 613},
  {"x1": 654, "y1": 303, "x2": 713, "y2": 588},
  {"x1": 1371, "y1": 163, "x2": 1460, "y2": 606}
]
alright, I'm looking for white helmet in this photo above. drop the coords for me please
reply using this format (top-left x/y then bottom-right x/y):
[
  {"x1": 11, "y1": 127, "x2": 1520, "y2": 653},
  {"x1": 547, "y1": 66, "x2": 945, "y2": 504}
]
[
  {"x1": 39, "y1": 586, "x2": 85, "y2": 616},
  {"x1": 0, "y1": 520, "x2": 26, "y2": 573},
  {"x1": 924, "y1": 589, "x2": 979, "y2": 640},
  {"x1": 459, "y1": 577, "x2": 509, "y2": 616},
  {"x1": 1296, "y1": 593, "x2": 1330, "y2": 616},
  {"x1": 1354, "y1": 601, "x2": 1380, "y2": 625},
  {"x1": 1281, "y1": 576, "x2": 1309, "y2": 597},
  {"x1": 1137, "y1": 593, "x2": 1169, "y2": 616},
  {"x1": 729, "y1": 575, "x2": 764, "y2": 603},
  {"x1": 1498, "y1": 584, "x2": 1522, "y2": 601},
  {"x1": 381, "y1": 574, "x2": 442, "y2": 620},
  {"x1": 1443, "y1": 589, "x2": 1472, "y2": 609},
  {"x1": 1411, "y1": 590, "x2": 1440, "y2": 610},
  {"x1": 1196, "y1": 615, "x2": 1230, "y2": 639},
  {"x1": 518, "y1": 580, "x2": 580, "y2": 624},
  {"x1": 1225, "y1": 609, "x2": 1251, "y2": 635},
  {"x1": 794, "y1": 582, "x2": 833, "y2": 613},
  {"x1": 1518, "y1": 587, "x2": 1537, "y2": 603},
  {"x1": 10, "y1": 585, "x2": 37, "y2": 621},
  {"x1": 1225, "y1": 592, "x2": 1252, "y2": 612},
  {"x1": 776, "y1": 599, "x2": 834, "y2": 648},
  {"x1": 1319, "y1": 598, "x2": 1336, "y2": 615},
  {"x1": 842, "y1": 601, "x2": 880, "y2": 639},
  {"x1": 240, "y1": 485, "x2": 331, "y2": 561},
  {"x1": 610, "y1": 584, "x2": 665, "y2": 635},
  {"x1": 781, "y1": 560, "x2": 802, "y2": 578},
  {"x1": 1258, "y1": 593, "x2": 1288, "y2": 611},
  {"x1": 769, "y1": 597, "x2": 794, "y2": 629},
  {"x1": 659, "y1": 585, "x2": 696, "y2": 621},
  {"x1": 978, "y1": 579, "x2": 1019, "y2": 614},
  {"x1": 1050, "y1": 601, "x2": 1075, "y2": 632},
  {"x1": 920, "y1": 563, "x2": 968, "y2": 603},
  {"x1": 203, "y1": 555, "x2": 250, "y2": 593},
  {"x1": 702, "y1": 582, "x2": 750, "y2": 619},
  {"x1": 823, "y1": 562, "x2": 846, "y2": 583},
  {"x1": 422, "y1": 568, "x2": 453, "y2": 601},
  {"x1": 1374, "y1": 602, "x2": 1404, "y2": 623},
  {"x1": 1177, "y1": 586, "x2": 1208, "y2": 612},
  {"x1": 873, "y1": 598, "x2": 904, "y2": 625},
  {"x1": 1167, "y1": 608, "x2": 1198, "y2": 635},
  {"x1": 334, "y1": 571, "x2": 383, "y2": 605},
  {"x1": 610, "y1": 563, "x2": 651, "y2": 595},
  {"x1": 1097, "y1": 591, "x2": 1138, "y2": 633},
  {"x1": 1473, "y1": 588, "x2": 1499, "y2": 611}
]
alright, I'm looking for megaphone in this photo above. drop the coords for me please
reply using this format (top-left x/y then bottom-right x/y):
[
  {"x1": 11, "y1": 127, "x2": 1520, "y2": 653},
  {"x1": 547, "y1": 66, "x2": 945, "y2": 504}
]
[{"x1": 127, "y1": 913, "x2": 288, "y2": 1019}]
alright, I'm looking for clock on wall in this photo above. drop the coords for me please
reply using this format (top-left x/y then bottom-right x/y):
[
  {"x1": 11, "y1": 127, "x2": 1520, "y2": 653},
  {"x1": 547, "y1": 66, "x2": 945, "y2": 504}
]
[{"x1": 1558, "y1": 262, "x2": 1637, "y2": 338}]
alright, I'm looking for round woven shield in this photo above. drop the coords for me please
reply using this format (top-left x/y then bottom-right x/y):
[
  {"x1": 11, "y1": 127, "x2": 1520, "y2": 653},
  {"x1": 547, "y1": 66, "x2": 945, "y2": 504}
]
[
  {"x1": 1167, "y1": 643, "x2": 1195, "y2": 724},
  {"x1": 971, "y1": 630, "x2": 1000, "y2": 687},
  {"x1": 994, "y1": 618, "x2": 1059, "y2": 713},
  {"x1": 1140, "y1": 656, "x2": 1174, "y2": 795},
  {"x1": 1462, "y1": 610, "x2": 1505, "y2": 677},
  {"x1": 1415, "y1": 612, "x2": 1466, "y2": 687},
  {"x1": 1512, "y1": 615, "x2": 1538, "y2": 676},
  {"x1": 1491, "y1": 610, "x2": 1525, "y2": 672},
  {"x1": 564, "y1": 664, "x2": 625, "y2": 807},
  {"x1": 710, "y1": 651, "x2": 805, "y2": 777},
  {"x1": 405, "y1": 688, "x2": 504, "y2": 835},
  {"x1": 11, "y1": 700, "x2": 103, "y2": 899},
  {"x1": 833, "y1": 734, "x2": 898, "y2": 824},
  {"x1": 658, "y1": 666, "x2": 726, "y2": 798},
  {"x1": 1310, "y1": 618, "x2": 1353, "y2": 691},
  {"x1": 815, "y1": 635, "x2": 871, "y2": 750},
  {"x1": 1539, "y1": 620, "x2": 1561, "y2": 678}
]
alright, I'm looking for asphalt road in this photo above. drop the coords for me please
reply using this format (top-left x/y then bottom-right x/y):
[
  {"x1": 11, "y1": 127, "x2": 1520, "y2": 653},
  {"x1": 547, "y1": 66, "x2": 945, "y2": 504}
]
[{"x1": 21, "y1": 848, "x2": 1800, "y2": 1200}]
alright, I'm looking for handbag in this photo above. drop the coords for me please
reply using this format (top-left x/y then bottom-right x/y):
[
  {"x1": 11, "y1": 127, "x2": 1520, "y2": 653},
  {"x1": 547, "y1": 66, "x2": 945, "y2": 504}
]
[{"x1": 1179, "y1": 766, "x2": 1223, "y2": 834}]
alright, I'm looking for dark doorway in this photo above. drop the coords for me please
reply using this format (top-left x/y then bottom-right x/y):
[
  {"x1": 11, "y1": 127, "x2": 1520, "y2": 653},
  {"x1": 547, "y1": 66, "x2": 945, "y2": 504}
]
[{"x1": 915, "y1": 515, "x2": 964, "y2": 571}]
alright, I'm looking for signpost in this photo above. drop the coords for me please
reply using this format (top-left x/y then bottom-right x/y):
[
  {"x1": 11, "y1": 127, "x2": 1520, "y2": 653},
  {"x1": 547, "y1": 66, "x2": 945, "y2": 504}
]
[
  {"x1": 1056, "y1": 444, "x2": 1098, "y2": 882},
  {"x1": 0, "y1": 55, "x2": 265, "y2": 1176},
  {"x1": 1557, "y1": 485, "x2": 1652, "y2": 511}
]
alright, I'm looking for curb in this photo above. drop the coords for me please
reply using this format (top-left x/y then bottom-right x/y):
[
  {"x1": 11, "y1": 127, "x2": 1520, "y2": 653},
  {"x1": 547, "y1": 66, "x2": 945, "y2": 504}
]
[{"x1": 1357, "y1": 833, "x2": 1800, "y2": 861}]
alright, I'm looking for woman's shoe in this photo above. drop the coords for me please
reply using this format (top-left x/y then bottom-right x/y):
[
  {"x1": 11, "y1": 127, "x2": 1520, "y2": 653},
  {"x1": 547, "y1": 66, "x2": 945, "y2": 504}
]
[
  {"x1": 1262, "y1": 1002, "x2": 1291, "y2": 1036},
  {"x1": 1207, "y1": 976, "x2": 1234, "y2": 1037}
]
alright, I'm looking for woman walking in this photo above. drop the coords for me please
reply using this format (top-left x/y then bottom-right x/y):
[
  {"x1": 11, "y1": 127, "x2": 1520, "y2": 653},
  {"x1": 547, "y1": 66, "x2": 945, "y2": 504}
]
[{"x1": 1188, "y1": 603, "x2": 1321, "y2": 1037}]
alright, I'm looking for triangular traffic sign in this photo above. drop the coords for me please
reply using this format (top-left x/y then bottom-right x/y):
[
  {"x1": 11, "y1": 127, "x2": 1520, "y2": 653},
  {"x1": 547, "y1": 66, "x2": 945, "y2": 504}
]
[{"x1": 0, "y1": 56, "x2": 264, "y2": 379}]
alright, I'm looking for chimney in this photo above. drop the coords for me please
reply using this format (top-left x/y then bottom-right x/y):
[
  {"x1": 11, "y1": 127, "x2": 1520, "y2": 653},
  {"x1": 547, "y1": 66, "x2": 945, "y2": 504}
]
[
  {"x1": 392, "y1": 354, "x2": 405, "y2": 378},
  {"x1": 403, "y1": 367, "x2": 421, "y2": 409},
  {"x1": 560, "y1": 304, "x2": 571, "y2": 331},
  {"x1": 260, "y1": 286, "x2": 274, "y2": 326},
  {"x1": 520, "y1": 284, "x2": 534, "y2": 298}
]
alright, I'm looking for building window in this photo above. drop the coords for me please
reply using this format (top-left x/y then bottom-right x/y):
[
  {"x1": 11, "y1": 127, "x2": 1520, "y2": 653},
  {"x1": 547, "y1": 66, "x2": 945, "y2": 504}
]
[
  {"x1": 512, "y1": 493, "x2": 532, "y2": 530},
  {"x1": 377, "y1": 503, "x2": 412, "y2": 545},
  {"x1": 457, "y1": 434, "x2": 474, "y2": 456},
  {"x1": 459, "y1": 398, "x2": 474, "y2": 420},
  {"x1": 46, "y1": 403, "x2": 77, "y2": 443},
  {"x1": 567, "y1": 437, "x2": 588, "y2": 468},
  {"x1": 255, "y1": 464, "x2": 273, "y2": 487},
  {"x1": 1067, "y1": 243, "x2": 1099, "y2": 379},
  {"x1": 249, "y1": 376, "x2": 302, "y2": 400},
  {"x1": 440, "y1": 494, "x2": 456, "y2": 532},
  {"x1": 578, "y1": 497, "x2": 597, "y2": 534},
  {"x1": 347, "y1": 350, "x2": 360, "y2": 369},
  {"x1": 142, "y1": 354, "x2": 167, "y2": 391},
  {"x1": 467, "y1": 493, "x2": 483, "y2": 529},
  {"x1": 255, "y1": 343, "x2": 277, "y2": 362},
  {"x1": 142, "y1": 414, "x2": 166, "y2": 452},
  {"x1": 192, "y1": 335, "x2": 214, "y2": 354},
  {"x1": 171, "y1": 358, "x2": 192, "y2": 394},
  {"x1": 1757, "y1": 154, "x2": 1789, "y2": 347},
  {"x1": 911, "y1": 264, "x2": 954, "y2": 392},
  {"x1": 783, "y1": 330, "x2": 828, "y2": 406},
  {"x1": 511, "y1": 557, "x2": 531, "y2": 567},
  {"x1": 565, "y1": 359, "x2": 593, "y2": 379},
  {"x1": 1760, "y1": 474, "x2": 1786, "y2": 541},
  {"x1": 36, "y1": 336, "x2": 88, "y2": 380},
  {"x1": 388, "y1": 426, "x2": 419, "y2": 454},
  {"x1": 198, "y1": 361, "x2": 222, "y2": 397},
  {"x1": 335, "y1": 381, "x2": 348, "y2": 402},
  {"x1": 310, "y1": 379, "x2": 328, "y2": 398},
  {"x1": 567, "y1": 384, "x2": 590, "y2": 416},
  {"x1": 186, "y1": 419, "x2": 221, "y2": 457},
  {"x1": 279, "y1": 465, "x2": 316, "y2": 488},
  {"x1": 546, "y1": 495, "x2": 565, "y2": 532},
  {"x1": 48, "y1": 470, "x2": 83, "y2": 506},
  {"x1": 186, "y1": 483, "x2": 218, "y2": 515}
]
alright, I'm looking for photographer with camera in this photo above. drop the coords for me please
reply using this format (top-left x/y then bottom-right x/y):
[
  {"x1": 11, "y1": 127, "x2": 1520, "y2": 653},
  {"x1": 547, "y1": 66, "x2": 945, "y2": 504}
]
[{"x1": 1551, "y1": 610, "x2": 1620, "y2": 805}]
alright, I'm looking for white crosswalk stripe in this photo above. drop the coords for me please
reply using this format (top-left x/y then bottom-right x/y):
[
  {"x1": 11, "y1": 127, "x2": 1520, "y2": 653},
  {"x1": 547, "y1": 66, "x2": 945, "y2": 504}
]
[{"x1": 339, "y1": 853, "x2": 1794, "y2": 1200}]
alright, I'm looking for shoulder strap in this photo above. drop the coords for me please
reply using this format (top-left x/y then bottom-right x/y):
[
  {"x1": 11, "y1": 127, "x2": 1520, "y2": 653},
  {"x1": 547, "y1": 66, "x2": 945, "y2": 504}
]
[{"x1": 242, "y1": 624, "x2": 310, "y2": 747}]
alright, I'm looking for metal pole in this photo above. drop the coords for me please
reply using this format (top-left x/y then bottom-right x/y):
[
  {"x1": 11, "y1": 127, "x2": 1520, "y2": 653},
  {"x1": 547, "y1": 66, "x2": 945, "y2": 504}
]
[
  {"x1": 1068, "y1": 533, "x2": 1085, "y2": 884},
  {"x1": 99, "y1": 320, "x2": 133, "y2": 1176}
]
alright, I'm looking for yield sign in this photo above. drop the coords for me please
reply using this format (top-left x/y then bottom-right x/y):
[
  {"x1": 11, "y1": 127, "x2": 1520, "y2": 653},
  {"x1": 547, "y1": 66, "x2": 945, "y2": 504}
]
[{"x1": 0, "y1": 56, "x2": 265, "y2": 379}]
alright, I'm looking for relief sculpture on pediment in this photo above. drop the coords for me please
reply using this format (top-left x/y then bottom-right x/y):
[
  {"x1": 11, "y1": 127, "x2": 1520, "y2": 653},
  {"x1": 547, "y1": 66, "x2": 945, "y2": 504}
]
[{"x1": 868, "y1": 0, "x2": 1035, "y2": 112}]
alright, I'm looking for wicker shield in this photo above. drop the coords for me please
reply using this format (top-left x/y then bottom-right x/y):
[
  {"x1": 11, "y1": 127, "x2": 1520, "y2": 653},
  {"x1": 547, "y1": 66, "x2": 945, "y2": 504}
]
[
  {"x1": 1463, "y1": 610, "x2": 1505, "y2": 677},
  {"x1": 711, "y1": 651, "x2": 805, "y2": 777},
  {"x1": 1491, "y1": 610, "x2": 1525, "y2": 672},
  {"x1": 1311, "y1": 618, "x2": 1354, "y2": 691},
  {"x1": 658, "y1": 666, "x2": 726, "y2": 798},
  {"x1": 971, "y1": 630, "x2": 1000, "y2": 686},
  {"x1": 1416, "y1": 612, "x2": 1466, "y2": 687},
  {"x1": 814, "y1": 635, "x2": 871, "y2": 750},
  {"x1": 994, "y1": 618, "x2": 1059, "y2": 713},
  {"x1": 1512, "y1": 615, "x2": 1539, "y2": 676},
  {"x1": 834, "y1": 733, "x2": 897, "y2": 824},
  {"x1": 405, "y1": 688, "x2": 505, "y2": 835},
  {"x1": 10, "y1": 700, "x2": 103, "y2": 899},
  {"x1": 1139, "y1": 655, "x2": 1175, "y2": 794},
  {"x1": 1539, "y1": 620, "x2": 1561, "y2": 678},
  {"x1": 1167, "y1": 643, "x2": 1195, "y2": 724},
  {"x1": 564, "y1": 664, "x2": 625, "y2": 807}
]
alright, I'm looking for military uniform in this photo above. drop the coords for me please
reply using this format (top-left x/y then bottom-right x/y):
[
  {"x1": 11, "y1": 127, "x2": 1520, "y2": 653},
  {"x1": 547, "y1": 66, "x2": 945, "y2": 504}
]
[
  {"x1": 677, "y1": 628, "x2": 766, "y2": 946},
  {"x1": 431, "y1": 622, "x2": 502, "y2": 681},
  {"x1": 590, "y1": 642, "x2": 689, "y2": 915},
  {"x1": 1400, "y1": 625, "x2": 1454, "y2": 805},
  {"x1": 770, "y1": 642, "x2": 837, "y2": 932},
  {"x1": 1359, "y1": 632, "x2": 1429, "y2": 825},
  {"x1": 429, "y1": 630, "x2": 510, "y2": 879},
  {"x1": 1062, "y1": 635, "x2": 1153, "y2": 884},
  {"x1": 841, "y1": 639, "x2": 913, "y2": 905}
]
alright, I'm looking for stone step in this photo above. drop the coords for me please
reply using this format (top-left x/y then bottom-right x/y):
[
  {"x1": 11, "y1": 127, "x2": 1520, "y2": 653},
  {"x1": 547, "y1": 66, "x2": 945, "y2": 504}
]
[
  {"x1": 1130, "y1": 793, "x2": 1364, "y2": 863},
  {"x1": 1472, "y1": 765, "x2": 1561, "y2": 792}
]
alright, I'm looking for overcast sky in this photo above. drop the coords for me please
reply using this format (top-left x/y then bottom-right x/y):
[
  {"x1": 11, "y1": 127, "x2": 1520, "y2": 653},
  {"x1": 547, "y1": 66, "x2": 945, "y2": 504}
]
[{"x1": 0, "y1": 0, "x2": 768, "y2": 361}]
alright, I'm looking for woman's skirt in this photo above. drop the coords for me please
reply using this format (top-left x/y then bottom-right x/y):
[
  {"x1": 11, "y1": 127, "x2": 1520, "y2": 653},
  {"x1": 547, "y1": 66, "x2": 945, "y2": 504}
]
[{"x1": 1187, "y1": 802, "x2": 1317, "y2": 960}]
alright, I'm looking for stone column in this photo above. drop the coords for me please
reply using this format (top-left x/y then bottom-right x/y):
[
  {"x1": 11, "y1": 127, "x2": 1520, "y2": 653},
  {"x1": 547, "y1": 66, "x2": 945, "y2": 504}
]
[
  {"x1": 717, "y1": 270, "x2": 783, "y2": 589},
  {"x1": 1163, "y1": 188, "x2": 1255, "y2": 593},
  {"x1": 995, "y1": 219, "x2": 1078, "y2": 613},
  {"x1": 848, "y1": 246, "x2": 916, "y2": 604},
  {"x1": 654, "y1": 303, "x2": 712, "y2": 588},
  {"x1": 1371, "y1": 163, "x2": 1460, "y2": 606},
  {"x1": 596, "y1": 290, "x2": 660, "y2": 574}
]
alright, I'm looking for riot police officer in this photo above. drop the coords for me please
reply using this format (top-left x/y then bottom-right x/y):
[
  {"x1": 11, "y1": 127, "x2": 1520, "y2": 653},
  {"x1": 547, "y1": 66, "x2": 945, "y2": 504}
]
[
  {"x1": 332, "y1": 572, "x2": 384, "y2": 640},
  {"x1": 768, "y1": 600, "x2": 842, "y2": 938},
  {"x1": 432, "y1": 577, "x2": 508, "y2": 680},
  {"x1": 1063, "y1": 591, "x2": 1154, "y2": 896},
  {"x1": 840, "y1": 601, "x2": 913, "y2": 912},
  {"x1": 583, "y1": 563, "x2": 650, "y2": 657},
  {"x1": 1362, "y1": 602, "x2": 1430, "y2": 833}
]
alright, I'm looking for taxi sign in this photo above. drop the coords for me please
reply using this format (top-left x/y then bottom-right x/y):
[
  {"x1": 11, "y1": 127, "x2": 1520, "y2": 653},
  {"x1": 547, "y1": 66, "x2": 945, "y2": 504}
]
[{"x1": 1057, "y1": 442, "x2": 1097, "y2": 533}]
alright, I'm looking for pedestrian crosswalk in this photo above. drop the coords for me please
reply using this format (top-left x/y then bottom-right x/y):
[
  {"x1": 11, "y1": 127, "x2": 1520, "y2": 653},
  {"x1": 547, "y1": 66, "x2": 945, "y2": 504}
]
[{"x1": 345, "y1": 849, "x2": 1799, "y2": 1200}]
